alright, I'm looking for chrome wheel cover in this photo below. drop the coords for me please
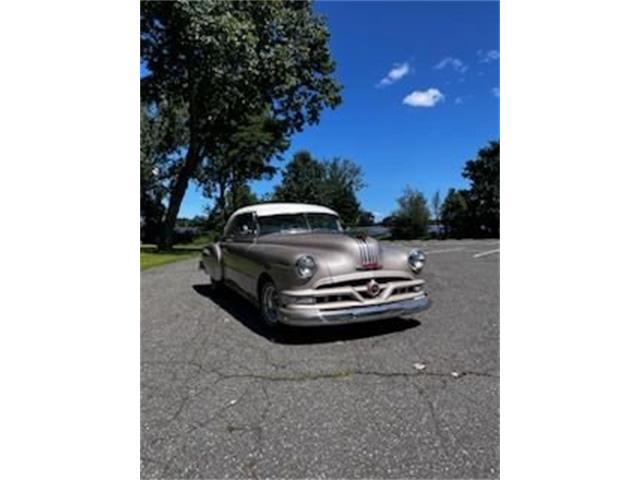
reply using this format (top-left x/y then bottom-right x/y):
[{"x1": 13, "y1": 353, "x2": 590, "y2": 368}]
[{"x1": 262, "y1": 284, "x2": 280, "y2": 326}]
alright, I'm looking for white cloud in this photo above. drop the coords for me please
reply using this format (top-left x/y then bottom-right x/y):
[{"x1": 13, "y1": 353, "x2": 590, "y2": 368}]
[
  {"x1": 377, "y1": 62, "x2": 410, "y2": 87},
  {"x1": 403, "y1": 88, "x2": 445, "y2": 108},
  {"x1": 478, "y1": 49, "x2": 500, "y2": 63},
  {"x1": 434, "y1": 57, "x2": 468, "y2": 73},
  {"x1": 491, "y1": 87, "x2": 500, "y2": 98},
  {"x1": 454, "y1": 97, "x2": 463, "y2": 105}
]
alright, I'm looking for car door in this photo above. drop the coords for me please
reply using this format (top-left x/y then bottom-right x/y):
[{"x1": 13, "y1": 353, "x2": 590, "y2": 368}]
[{"x1": 220, "y1": 213, "x2": 257, "y2": 294}]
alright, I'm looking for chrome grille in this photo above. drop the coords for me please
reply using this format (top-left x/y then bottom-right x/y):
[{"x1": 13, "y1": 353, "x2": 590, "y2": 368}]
[
  {"x1": 281, "y1": 275, "x2": 426, "y2": 309},
  {"x1": 316, "y1": 276, "x2": 406, "y2": 289}
]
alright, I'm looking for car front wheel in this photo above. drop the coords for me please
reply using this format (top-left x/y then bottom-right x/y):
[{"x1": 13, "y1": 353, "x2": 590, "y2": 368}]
[{"x1": 260, "y1": 280, "x2": 281, "y2": 327}]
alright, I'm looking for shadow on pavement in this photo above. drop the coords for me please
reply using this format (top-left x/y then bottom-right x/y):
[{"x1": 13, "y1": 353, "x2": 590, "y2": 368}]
[{"x1": 192, "y1": 283, "x2": 421, "y2": 345}]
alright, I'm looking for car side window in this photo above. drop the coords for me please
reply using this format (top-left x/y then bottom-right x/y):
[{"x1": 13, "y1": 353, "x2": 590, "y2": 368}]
[{"x1": 226, "y1": 213, "x2": 257, "y2": 241}]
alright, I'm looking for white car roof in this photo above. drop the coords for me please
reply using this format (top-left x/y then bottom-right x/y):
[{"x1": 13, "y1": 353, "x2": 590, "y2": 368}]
[{"x1": 230, "y1": 203, "x2": 339, "y2": 220}]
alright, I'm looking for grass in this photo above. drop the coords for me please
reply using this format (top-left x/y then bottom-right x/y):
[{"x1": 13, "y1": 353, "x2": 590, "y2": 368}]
[{"x1": 140, "y1": 245, "x2": 201, "y2": 271}]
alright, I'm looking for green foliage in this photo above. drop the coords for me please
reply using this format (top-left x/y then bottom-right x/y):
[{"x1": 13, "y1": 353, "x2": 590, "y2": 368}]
[
  {"x1": 140, "y1": 103, "x2": 186, "y2": 243},
  {"x1": 141, "y1": 0, "x2": 341, "y2": 134},
  {"x1": 175, "y1": 215, "x2": 208, "y2": 229},
  {"x1": 199, "y1": 109, "x2": 286, "y2": 220},
  {"x1": 141, "y1": 0, "x2": 342, "y2": 247},
  {"x1": 227, "y1": 183, "x2": 259, "y2": 212},
  {"x1": 272, "y1": 151, "x2": 365, "y2": 226},
  {"x1": 323, "y1": 158, "x2": 365, "y2": 226},
  {"x1": 440, "y1": 141, "x2": 499, "y2": 238},
  {"x1": 440, "y1": 188, "x2": 472, "y2": 238},
  {"x1": 463, "y1": 140, "x2": 500, "y2": 237},
  {"x1": 205, "y1": 182, "x2": 259, "y2": 237},
  {"x1": 140, "y1": 247, "x2": 199, "y2": 271},
  {"x1": 273, "y1": 151, "x2": 326, "y2": 204},
  {"x1": 381, "y1": 215, "x2": 395, "y2": 227},
  {"x1": 358, "y1": 210, "x2": 376, "y2": 226},
  {"x1": 390, "y1": 187, "x2": 431, "y2": 239}
]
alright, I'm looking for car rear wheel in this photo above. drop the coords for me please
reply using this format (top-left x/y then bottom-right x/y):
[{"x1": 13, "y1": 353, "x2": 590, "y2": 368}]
[{"x1": 260, "y1": 280, "x2": 281, "y2": 327}]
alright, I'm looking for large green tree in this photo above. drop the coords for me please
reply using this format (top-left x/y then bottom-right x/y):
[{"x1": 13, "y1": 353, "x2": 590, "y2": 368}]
[
  {"x1": 141, "y1": 0, "x2": 342, "y2": 247},
  {"x1": 140, "y1": 101, "x2": 187, "y2": 242},
  {"x1": 206, "y1": 182, "x2": 259, "y2": 237},
  {"x1": 440, "y1": 188, "x2": 472, "y2": 238},
  {"x1": 463, "y1": 140, "x2": 500, "y2": 237},
  {"x1": 273, "y1": 151, "x2": 365, "y2": 226},
  {"x1": 438, "y1": 141, "x2": 499, "y2": 239},
  {"x1": 199, "y1": 109, "x2": 288, "y2": 221},
  {"x1": 390, "y1": 187, "x2": 431, "y2": 239},
  {"x1": 322, "y1": 158, "x2": 365, "y2": 226},
  {"x1": 273, "y1": 151, "x2": 326, "y2": 204}
]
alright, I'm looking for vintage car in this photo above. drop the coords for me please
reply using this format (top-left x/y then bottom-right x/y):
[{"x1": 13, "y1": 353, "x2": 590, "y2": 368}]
[{"x1": 199, "y1": 203, "x2": 430, "y2": 327}]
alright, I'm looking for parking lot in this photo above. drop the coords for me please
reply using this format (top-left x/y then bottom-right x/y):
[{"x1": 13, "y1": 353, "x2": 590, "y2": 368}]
[{"x1": 141, "y1": 239, "x2": 499, "y2": 478}]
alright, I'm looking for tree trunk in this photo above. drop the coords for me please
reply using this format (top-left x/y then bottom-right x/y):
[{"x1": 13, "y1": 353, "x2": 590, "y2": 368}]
[
  {"x1": 229, "y1": 163, "x2": 237, "y2": 214},
  {"x1": 231, "y1": 183, "x2": 238, "y2": 214},
  {"x1": 218, "y1": 180, "x2": 228, "y2": 223},
  {"x1": 158, "y1": 142, "x2": 201, "y2": 250}
]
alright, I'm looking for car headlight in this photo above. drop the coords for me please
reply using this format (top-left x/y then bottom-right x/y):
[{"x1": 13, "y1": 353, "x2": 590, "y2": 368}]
[
  {"x1": 408, "y1": 249, "x2": 426, "y2": 273},
  {"x1": 295, "y1": 255, "x2": 317, "y2": 280}
]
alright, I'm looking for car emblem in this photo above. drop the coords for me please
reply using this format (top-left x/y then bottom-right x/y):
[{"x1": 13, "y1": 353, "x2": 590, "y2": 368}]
[{"x1": 366, "y1": 279, "x2": 381, "y2": 297}]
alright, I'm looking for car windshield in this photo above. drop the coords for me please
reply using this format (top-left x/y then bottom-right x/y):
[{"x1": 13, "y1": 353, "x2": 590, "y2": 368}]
[{"x1": 258, "y1": 213, "x2": 343, "y2": 236}]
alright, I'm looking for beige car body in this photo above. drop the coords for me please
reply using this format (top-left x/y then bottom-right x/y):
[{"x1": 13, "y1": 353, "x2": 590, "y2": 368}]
[{"x1": 200, "y1": 203, "x2": 430, "y2": 326}]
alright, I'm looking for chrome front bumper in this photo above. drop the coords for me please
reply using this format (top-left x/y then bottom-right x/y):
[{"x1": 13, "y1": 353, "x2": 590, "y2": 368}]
[{"x1": 278, "y1": 294, "x2": 430, "y2": 326}]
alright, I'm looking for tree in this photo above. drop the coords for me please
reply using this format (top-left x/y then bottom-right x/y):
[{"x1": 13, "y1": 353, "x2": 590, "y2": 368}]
[
  {"x1": 206, "y1": 182, "x2": 259, "y2": 236},
  {"x1": 199, "y1": 109, "x2": 288, "y2": 221},
  {"x1": 463, "y1": 141, "x2": 499, "y2": 237},
  {"x1": 390, "y1": 187, "x2": 431, "y2": 239},
  {"x1": 440, "y1": 188, "x2": 471, "y2": 238},
  {"x1": 358, "y1": 210, "x2": 376, "y2": 226},
  {"x1": 273, "y1": 152, "x2": 366, "y2": 226},
  {"x1": 140, "y1": 101, "x2": 187, "y2": 243},
  {"x1": 381, "y1": 215, "x2": 395, "y2": 227},
  {"x1": 141, "y1": 1, "x2": 342, "y2": 248},
  {"x1": 140, "y1": 113, "x2": 165, "y2": 242},
  {"x1": 226, "y1": 183, "x2": 259, "y2": 214},
  {"x1": 322, "y1": 158, "x2": 365, "y2": 226},
  {"x1": 273, "y1": 151, "x2": 326, "y2": 204}
]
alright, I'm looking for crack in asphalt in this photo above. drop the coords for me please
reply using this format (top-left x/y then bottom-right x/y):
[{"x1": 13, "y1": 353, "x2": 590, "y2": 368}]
[
  {"x1": 143, "y1": 358, "x2": 498, "y2": 448},
  {"x1": 142, "y1": 359, "x2": 498, "y2": 385},
  {"x1": 215, "y1": 368, "x2": 498, "y2": 383}
]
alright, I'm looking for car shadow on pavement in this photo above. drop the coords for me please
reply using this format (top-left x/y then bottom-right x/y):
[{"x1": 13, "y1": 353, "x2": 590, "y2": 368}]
[{"x1": 192, "y1": 283, "x2": 421, "y2": 345}]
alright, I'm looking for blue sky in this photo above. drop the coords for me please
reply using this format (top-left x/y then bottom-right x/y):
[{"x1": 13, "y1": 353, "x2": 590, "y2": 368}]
[{"x1": 177, "y1": 1, "x2": 500, "y2": 220}]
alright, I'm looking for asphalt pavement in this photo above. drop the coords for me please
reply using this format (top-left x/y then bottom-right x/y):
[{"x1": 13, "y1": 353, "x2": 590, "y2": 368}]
[{"x1": 141, "y1": 239, "x2": 499, "y2": 479}]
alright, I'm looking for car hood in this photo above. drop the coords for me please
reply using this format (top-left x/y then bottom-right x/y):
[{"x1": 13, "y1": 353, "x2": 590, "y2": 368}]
[
  {"x1": 257, "y1": 232, "x2": 409, "y2": 274},
  {"x1": 253, "y1": 232, "x2": 414, "y2": 288}
]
